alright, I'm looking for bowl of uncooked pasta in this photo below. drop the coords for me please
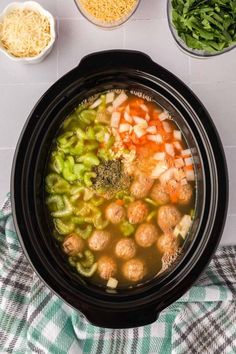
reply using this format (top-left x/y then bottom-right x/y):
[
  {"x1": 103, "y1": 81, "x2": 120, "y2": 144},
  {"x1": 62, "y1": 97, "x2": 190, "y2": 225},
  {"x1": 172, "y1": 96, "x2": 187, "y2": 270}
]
[{"x1": 74, "y1": 0, "x2": 141, "y2": 28}]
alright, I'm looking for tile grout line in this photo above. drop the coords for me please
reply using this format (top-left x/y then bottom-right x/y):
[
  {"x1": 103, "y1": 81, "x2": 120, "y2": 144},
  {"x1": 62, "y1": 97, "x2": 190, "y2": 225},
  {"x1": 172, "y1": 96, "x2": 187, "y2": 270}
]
[{"x1": 123, "y1": 23, "x2": 126, "y2": 48}]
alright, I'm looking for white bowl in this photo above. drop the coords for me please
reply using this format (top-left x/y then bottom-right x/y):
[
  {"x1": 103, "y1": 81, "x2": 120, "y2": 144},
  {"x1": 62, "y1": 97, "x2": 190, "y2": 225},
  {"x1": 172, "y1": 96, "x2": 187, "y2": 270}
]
[{"x1": 0, "y1": 1, "x2": 56, "y2": 64}]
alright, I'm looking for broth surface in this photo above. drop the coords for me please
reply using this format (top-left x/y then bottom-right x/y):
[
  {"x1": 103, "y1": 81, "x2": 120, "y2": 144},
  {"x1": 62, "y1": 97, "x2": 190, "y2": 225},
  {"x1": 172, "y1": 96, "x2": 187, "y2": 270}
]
[{"x1": 45, "y1": 90, "x2": 195, "y2": 289}]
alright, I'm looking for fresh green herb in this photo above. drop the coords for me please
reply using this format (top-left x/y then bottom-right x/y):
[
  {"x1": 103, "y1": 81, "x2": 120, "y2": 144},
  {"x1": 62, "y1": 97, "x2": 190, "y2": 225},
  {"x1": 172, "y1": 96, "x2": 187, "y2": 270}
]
[{"x1": 172, "y1": 0, "x2": 236, "y2": 52}]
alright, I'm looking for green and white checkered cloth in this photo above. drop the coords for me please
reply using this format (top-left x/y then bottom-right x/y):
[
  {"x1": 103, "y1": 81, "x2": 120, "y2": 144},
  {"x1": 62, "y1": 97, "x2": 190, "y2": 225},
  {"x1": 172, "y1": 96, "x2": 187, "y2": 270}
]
[{"x1": 1, "y1": 193, "x2": 236, "y2": 354}]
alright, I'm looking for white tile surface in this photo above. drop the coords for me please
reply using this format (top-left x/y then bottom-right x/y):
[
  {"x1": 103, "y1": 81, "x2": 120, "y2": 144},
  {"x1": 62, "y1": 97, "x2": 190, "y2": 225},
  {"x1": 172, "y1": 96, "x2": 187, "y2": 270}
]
[
  {"x1": 0, "y1": 83, "x2": 53, "y2": 148},
  {"x1": 133, "y1": 0, "x2": 166, "y2": 20},
  {"x1": 190, "y1": 51, "x2": 236, "y2": 83},
  {"x1": 57, "y1": 0, "x2": 83, "y2": 19},
  {"x1": 0, "y1": 149, "x2": 14, "y2": 203},
  {"x1": 0, "y1": 0, "x2": 235, "y2": 245},
  {"x1": 58, "y1": 19, "x2": 124, "y2": 77},
  {"x1": 124, "y1": 19, "x2": 190, "y2": 84},
  {"x1": 190, "y1": 83, "x2": 236, "y2": 146}
]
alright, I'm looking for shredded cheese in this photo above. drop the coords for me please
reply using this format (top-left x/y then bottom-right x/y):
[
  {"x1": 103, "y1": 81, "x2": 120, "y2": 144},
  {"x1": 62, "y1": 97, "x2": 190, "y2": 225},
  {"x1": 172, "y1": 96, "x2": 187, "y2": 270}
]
[
  {"x1": 78, "y1": 0, "x2": 138, "y2": 24},
  {"x1": 0, "y1": 9, "x2": 51, "y2": 58}
]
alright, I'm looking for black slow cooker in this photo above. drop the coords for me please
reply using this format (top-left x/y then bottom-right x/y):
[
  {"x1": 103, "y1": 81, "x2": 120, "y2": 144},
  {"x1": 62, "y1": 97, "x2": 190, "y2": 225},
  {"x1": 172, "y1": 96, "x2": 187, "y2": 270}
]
[{"x1": 11, "y1": 50, "x2": 228, "y2": 329}]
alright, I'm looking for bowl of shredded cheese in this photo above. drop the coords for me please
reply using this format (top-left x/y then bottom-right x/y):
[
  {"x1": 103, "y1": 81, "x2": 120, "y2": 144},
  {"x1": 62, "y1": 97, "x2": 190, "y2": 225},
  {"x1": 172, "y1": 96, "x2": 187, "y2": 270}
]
[
  {"x1": 0, "y1": 1, "x2": 56, "y2": 63},
  {"x1": 74, "y1": 0, "x2": 141, "y2": 28}
]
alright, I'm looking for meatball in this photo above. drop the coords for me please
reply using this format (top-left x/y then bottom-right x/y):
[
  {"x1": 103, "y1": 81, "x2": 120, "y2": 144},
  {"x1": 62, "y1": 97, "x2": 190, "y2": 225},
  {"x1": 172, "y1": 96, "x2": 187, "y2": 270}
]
[
  {"x1": 97, "y1": 256, "x2": 117, "y2": 280},
  {"x1": 178, "y1": 183, "x2": 193, "y2": 205},
  {"x1": 105, "y1": 202, "x2": 126, "y2": 224},
  {"x1": 122, "y1": 258, "x2": 146, "y2": 282},
  {"x1": 157, "y1": 233, "x2": 176, "y2": 254},
  {"x1": 115, "y1": 238, "x2": 136, "y2": 260},
  {"x1": 88, "y1": 230, "x2": 111, "y2": 251},
  {"x1": 62, "y1": 234, "x2": 84, "y2": 256},
  {"x1": 157, "y1": 205, "x2": 181, "y2": 232},
  {"x1": 150, "y1": 182, "x2": 170, "y2": 205},
  {"x1": 130, "y1": 174, "x2": 154, "y2": 199},
  {"x1": 127, "y1": 200, "x2": 148, "y2": 224},
  {"x1": 135, "y1": 223, "x2": 159, "y2": 248}
]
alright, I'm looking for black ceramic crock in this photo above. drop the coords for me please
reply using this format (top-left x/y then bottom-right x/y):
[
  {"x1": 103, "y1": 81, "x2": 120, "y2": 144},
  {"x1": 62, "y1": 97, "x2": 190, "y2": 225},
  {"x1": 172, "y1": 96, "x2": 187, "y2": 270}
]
[{"x1": 11, "y1": 50, "x2": 228, "y2": 329}]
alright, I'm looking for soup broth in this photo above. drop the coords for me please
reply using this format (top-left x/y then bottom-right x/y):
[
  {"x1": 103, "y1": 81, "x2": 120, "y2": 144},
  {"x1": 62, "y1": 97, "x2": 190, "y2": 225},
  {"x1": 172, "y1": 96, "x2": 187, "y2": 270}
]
[{"x1": 45, "y1": 90, "x2": 195, "y2": 289}]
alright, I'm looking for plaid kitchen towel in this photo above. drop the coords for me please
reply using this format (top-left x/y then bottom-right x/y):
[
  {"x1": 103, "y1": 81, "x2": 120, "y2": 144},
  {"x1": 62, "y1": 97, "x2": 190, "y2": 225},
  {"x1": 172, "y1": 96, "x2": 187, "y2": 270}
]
[{"x1": 0, "y1": 194, "x2": 236, "y2": 354}]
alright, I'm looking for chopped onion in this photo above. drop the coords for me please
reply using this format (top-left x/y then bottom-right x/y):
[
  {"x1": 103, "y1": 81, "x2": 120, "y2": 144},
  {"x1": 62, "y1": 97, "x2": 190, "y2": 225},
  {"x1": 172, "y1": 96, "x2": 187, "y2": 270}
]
[
  {"x1": 174, "y1": 168, "x2": 186, "y2": 181},
  {"x1": 146, "y1": 126, "x2": 157, "y2": 134},
  {"x1": 124, "y1": 112, "x2": 133, "y2": 124},
  {"x1": 186, "y1": 170, "x2": 195, "y2": 181},
  {"x1": 174, "y1": 141, "x2": 182, "y2": 150},
  {"x1": 162, "y1": 121, "x2": 172, "y2": 133},
  {"x1": 165, "y1": 143, "x2": 175, "y2": 157},
  {"x1": 173, "y1": 130, "x2": 182, "y2": 141},
  {"x1": 104, "y1": 133, "x2": 110, "y2": 143},
  {"x1": 159, "y1": 167, "x2": 176, "y2": 184},
  {"x1": 147, "y1": 134, "x2": 163, "y2": 144},
  {"x1": 111, "y1": 112, "x2": 121, "y2": 128},
  {"x1": 181, "y1": 148, "x2": 191, "y2": 157},
  {"x1": 159, "y1": 110, "x2": 170, "y2": 121},
  {"x1": 107, "y1": 277, "x2": 118, "y2": 289},
  {"x1": 113, "y1": 92, "x2": 128, "y2": 108},
  {"x1": 90, "y1": 98, "x2": 102, "y2": 109},
  {"x1": 180, "y1": 178, "x2": 188, "y2": 185},
  {"x1": 119, "y1": 123, "x2": 131, "y2": 133},
  {"x1": 133, "y1": 125, "x2": 146, "y2": 138},
  {"x1": 174, "y1": 158, "x2": 184, "y2": 168},
  {"x1": 133, "y1": 116, "x2": 148, "y2": 127},
  {"x1": 140, "y1": 103, "x2": 148, "y2": 112},
  {"x1": 174, "y1": 215, "x2": 192, "y2": 239},
  {"x1": 185, "y1": 157, "x2": 193, "y2": 166},
  {"x1": 173, "y1": 214, "x2": 192, "y2": 239},
  {"x1": 145, "y1": 113, "x2": 150, "y2": 121},
  {"x1": 106, "y1": 92, "x2": 115, "y2": 104},
  {"x1": 153, "y1": 152, "x2": 166, "y2": 161},
  {"x1": 107, "y1": 105, "x2": 113, "y2": 113},
  {"x1": 151, "y1": 162, "x2": 168, "y2": 178}
]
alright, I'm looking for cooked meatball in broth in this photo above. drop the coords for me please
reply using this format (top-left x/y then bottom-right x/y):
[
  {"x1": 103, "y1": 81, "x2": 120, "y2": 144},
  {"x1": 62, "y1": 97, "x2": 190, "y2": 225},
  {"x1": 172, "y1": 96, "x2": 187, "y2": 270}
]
[
  {"x1": 105, "y1": 202, "x2": 126, "y2": 224},
  {"x1": 127, "y1": 200, "x2": 149, "y2": 224},
  {"x1": 115, "y1": 238, "x2": 137, "y2": 260},
  {"x1": 135, "y1": 223, "x2": 158, "y2": 248}
]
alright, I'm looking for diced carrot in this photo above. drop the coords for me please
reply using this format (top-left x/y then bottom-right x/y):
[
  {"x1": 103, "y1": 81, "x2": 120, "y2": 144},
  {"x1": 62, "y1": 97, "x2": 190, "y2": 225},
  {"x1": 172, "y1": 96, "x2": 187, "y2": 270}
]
[
  {"x1": 143, "y1": 142, "x2": 162, "y2": 152},
  {"x1": 153, "y1": 111, "x2": 160, "y2": 120},
  {"x1": 119, "y1": 117, "x2": 128, "y2": 125},
  {"x1": 129, "y1": 97, "x2": 144, "y2": 107},
  {"x1": 117, "y1": 104, "x2": 126, "y2": 112},
  {"x1": 116, "y1": 199, "x2": 124, "y2": 206},
  {"x1": 131, "y1": 132, "x2": 140, "y2": 144},
  {"x1": 139, "y1": 135, "x2": 148, "y2": 144},
  {"x1": 184, "y1": 165, "x2": 194, "y2": 171},
  {"x1": 149, "y1": 120, "x2": 159, "y2": 126},
  {"x1": 170, "y1": 193, "x2": 179, "y2": 204}
]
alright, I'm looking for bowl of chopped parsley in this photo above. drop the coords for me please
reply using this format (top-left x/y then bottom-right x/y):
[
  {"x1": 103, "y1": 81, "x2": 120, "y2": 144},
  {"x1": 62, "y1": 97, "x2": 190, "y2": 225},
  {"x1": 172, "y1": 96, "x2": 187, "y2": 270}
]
[{"x1": 167, "y1": 0, "x2": 236, "y2": 57}]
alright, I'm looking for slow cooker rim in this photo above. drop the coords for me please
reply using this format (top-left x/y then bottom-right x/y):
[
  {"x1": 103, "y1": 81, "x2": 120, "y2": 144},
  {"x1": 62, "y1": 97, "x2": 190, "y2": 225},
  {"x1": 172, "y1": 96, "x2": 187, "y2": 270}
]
[{"x1": 11, "y1": 50, "x2": 228, "y2": 313}]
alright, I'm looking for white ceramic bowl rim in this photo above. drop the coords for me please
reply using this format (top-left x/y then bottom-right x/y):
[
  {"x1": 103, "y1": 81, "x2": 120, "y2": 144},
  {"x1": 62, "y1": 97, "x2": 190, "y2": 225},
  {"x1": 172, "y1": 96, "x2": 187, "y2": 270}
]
[{"x1": 0, "y1": 1, "x2": 56, "y2": 62}]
